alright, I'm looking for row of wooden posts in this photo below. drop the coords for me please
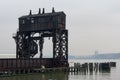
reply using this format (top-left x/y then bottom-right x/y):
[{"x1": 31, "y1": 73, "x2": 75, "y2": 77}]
[{"x1": 69, "y1": 62, "x2": 116, "y2": 73}]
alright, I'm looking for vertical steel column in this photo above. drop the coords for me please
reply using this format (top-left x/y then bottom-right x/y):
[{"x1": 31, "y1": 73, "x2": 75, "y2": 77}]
[{"x1": 53, "y1": 30, "x2": 68, "y2": 67}]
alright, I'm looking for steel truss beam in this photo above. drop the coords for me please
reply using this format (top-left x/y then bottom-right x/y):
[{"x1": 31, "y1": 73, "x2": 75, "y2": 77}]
[{"x1": 14, "y1": 30, "x2": 68, "y2": 67}]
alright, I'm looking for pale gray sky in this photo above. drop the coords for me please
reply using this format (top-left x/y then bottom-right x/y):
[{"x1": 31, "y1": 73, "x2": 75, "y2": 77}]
[{"x1": 0, "y1": 0, "x2": 120, "y2": 56}]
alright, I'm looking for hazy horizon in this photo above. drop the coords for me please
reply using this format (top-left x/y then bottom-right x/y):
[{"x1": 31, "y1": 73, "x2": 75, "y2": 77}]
[{"x1": 1, "y1": 0, "x2": 120, "y2": 56}]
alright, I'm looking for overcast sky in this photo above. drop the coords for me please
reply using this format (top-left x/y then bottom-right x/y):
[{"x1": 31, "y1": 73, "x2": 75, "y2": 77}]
[{"x1": 0, "y1": 0, "x2": 120, "y2": 56}]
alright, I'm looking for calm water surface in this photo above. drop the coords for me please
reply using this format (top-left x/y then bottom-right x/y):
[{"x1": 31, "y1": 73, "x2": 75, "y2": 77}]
[{"x1": 0, "y1": 59, "x2": 120, "y2": 80}]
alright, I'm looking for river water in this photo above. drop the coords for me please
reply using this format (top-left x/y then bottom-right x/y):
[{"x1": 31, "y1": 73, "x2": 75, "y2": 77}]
[{"x1": 0, "y1": 59, "x2": 119, "y2": 80}]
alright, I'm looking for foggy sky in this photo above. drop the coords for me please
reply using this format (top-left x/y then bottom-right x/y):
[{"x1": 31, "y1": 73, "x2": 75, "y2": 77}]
[{"x1": 0, "y1": 0, "x2": 120, "y2": 56}]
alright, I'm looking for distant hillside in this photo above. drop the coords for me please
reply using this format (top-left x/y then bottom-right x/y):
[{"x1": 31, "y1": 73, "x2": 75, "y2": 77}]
[{"x1": 69, "y1": 53, "x2": 120, "y2": 59}]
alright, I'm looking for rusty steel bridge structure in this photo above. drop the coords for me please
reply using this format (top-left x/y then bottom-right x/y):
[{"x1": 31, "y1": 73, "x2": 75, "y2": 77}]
[
  {"x1": 0, "y1": 8, "x2": 69, "y2": 72},
  {"x1": 14, "y1": 8, "x2": 69, "y2": 68},
  {"x1": 0, "y1": 8, "x2": 69, "y2": 73}
]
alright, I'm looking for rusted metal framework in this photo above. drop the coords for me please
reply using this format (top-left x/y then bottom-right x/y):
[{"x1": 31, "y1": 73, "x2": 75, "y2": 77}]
[{"x1": 13, "y1": 8, "x2": 69, "y2": 67}]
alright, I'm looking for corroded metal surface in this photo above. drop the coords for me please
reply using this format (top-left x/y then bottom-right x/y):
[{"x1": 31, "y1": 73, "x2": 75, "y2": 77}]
[
  {"x1": 12, "y1": 8, "x2": 69, "y2": 69},
  {"x1": 0, "y1": 58, "x2": 52, "y2": 71}
]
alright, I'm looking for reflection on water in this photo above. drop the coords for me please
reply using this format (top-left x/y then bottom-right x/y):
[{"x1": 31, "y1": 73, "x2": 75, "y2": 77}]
[
  {"x1": 68, "y1": 70, "x2": 111, "y2": 80},
  {"x1": 0, "y1": 70, "x2": 113, "y2": 80},
  {"x1": 0, "y1": 72, "x2": 69, "y2": 80},
  {"x1": 0, "y1": 59, "x2": 120, "y2": 80}
]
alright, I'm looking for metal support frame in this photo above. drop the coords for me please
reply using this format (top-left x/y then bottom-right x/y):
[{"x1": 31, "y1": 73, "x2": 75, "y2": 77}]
[
  {"x1": 53, "y1": 30, "x2": 68, "y2": 67},
  {"x1": 14, "y1": 29, "x2": 68, "y2": 67}
]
